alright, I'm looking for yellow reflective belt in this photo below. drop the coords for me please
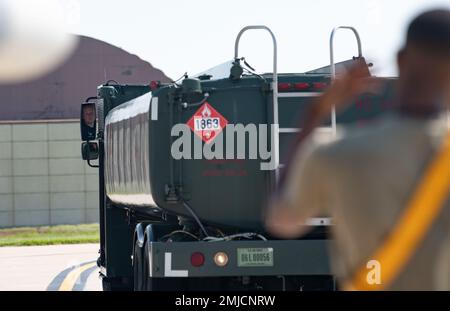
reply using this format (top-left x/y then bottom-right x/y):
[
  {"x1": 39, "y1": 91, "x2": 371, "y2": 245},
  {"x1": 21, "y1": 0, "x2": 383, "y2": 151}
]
[{"x1": 344, "y1": 129, "x2": 450, "y2": 291}]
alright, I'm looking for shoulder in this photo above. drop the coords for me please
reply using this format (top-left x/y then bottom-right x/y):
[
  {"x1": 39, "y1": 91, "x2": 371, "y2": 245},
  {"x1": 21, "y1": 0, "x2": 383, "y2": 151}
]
[
  {"x1": 291, "y1": 112, "x2": 446, "y2": 176},
  {"x1": 317, "y1": 113, "x2": 415, "y2": 159}
]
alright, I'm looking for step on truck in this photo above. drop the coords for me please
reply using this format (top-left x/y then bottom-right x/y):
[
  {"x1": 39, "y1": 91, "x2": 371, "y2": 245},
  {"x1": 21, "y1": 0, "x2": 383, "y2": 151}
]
[{"x1": 80, "y1": 26, "x2": 397, "y2": 291}]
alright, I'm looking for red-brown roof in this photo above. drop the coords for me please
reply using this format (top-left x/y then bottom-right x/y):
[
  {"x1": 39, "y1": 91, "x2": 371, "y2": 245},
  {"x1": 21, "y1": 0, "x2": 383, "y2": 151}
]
[{"x1": 0, "y1": 35, "x2": 171, "y2": 121}]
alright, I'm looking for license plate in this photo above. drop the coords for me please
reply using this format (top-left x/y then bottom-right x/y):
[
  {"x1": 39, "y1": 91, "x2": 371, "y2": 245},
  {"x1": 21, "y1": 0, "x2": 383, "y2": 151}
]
[{"x1": 237, "y1": 248, "x2": 274, "y2": 267}]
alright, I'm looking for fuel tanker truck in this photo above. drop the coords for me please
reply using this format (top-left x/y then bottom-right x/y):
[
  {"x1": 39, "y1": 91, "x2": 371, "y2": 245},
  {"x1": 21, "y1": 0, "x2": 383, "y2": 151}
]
[{"x1": 80, "y1": 26, "x2": 397, "y2": 291}]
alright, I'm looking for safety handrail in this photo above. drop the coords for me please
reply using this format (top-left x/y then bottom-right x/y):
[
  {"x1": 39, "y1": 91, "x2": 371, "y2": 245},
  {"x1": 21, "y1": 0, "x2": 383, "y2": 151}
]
[
  {"x1": 234, "y1": 25, "x2": 280, "y2": 174},
  {"x1": 329, "y1": 26, "x2": 362, "y2": 79},
  {"x1": 329, "y1": 26, "x2": 363, "y2": 136}
]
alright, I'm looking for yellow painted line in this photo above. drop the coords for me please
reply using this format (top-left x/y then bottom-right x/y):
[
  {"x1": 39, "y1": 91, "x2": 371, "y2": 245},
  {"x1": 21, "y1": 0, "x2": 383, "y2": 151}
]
[{"x1": 59, "y1": 262, "x2": 97, "y2": 291}]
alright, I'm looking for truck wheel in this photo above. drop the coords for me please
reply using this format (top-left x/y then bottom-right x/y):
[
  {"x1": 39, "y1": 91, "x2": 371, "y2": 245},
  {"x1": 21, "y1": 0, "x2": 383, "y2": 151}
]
[
  {"x1": 102, "y1": 277, "x2": 131, "y2": 291},
  {"x1": 133, "y1": 240, "x2": 145, "y2": 291},
  {"x1": 142, "y1": 240, "x2": 153, "y2": 290}
]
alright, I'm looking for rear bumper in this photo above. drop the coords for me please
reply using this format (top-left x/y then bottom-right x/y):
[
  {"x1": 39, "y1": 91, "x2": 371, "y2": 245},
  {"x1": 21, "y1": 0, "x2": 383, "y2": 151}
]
[{"x1": 148, "y1": 239, "x2": 331, "y2": 278}]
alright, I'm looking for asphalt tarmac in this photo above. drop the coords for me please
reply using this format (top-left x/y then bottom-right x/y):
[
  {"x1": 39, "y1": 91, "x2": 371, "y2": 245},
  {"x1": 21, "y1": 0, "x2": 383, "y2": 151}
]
[{"x1": 0, "y1": 244, "x2": 102, "y2": 291}]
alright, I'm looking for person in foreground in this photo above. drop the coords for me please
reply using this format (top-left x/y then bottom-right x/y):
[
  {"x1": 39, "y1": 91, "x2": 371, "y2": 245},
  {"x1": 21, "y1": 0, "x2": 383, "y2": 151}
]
[{"x1": 266, "y1": 9, "x2": 450, "y2": 290}]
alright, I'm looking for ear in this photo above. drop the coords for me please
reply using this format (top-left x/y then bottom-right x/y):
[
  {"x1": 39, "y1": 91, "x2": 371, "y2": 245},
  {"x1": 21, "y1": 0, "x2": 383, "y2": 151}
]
[{"x1": 397, "y1": 48, "x2": 406, "y2": 75}]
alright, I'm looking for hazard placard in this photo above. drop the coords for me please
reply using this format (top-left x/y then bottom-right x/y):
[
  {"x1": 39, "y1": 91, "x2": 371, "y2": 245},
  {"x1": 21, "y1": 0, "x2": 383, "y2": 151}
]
[{"x1": 187, "y1": 102, "x2": 228, "y2": 144}]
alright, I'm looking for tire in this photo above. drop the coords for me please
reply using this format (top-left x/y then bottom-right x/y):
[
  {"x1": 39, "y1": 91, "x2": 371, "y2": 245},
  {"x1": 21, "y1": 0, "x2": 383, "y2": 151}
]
[
  {"x1": 133, "y1": 239, "x2": 145, "y2": 291},
  {"x1": 142, "y1": 241, "x2": 150, "y2": 290},
  {"x1": 102, "y1": 277, "x2": 112, "y2": 291},
  {"x1": 102, "y1": 277, "x2": 131, "y2": 291}
]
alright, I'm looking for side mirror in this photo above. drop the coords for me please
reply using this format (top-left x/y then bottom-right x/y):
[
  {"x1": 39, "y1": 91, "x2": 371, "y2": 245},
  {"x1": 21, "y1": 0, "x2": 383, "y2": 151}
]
[
  {"x1": 81, "y1": 142, "x2": 99, "y2": 161},
  {"x1": 80, "y1": 100, "x2": 97, "y2": 141}
]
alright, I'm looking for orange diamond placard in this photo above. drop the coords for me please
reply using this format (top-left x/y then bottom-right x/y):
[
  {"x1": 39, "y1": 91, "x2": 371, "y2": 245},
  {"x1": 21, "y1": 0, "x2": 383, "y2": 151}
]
[{"x1": 187, "y1": 102, "x2": 228, "y2": 144}]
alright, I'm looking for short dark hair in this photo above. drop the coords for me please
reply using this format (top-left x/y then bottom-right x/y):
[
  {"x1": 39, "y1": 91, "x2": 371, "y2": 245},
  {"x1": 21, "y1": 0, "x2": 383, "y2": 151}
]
[{"x1": 406, "y1": 9, "x2": 450, "y2": 52}]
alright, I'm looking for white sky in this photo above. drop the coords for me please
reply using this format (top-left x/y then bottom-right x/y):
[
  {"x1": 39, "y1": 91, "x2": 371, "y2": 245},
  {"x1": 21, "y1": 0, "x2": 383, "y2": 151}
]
[{"x1": 64, "y1": 0, "x2": 450, "y2": 79}]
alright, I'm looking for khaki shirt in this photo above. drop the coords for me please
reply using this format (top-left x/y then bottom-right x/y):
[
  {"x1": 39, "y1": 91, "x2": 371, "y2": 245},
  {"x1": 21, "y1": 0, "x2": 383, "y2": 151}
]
[{"x1": 276, "y1": 112, "x2": 450, "y2": 290}]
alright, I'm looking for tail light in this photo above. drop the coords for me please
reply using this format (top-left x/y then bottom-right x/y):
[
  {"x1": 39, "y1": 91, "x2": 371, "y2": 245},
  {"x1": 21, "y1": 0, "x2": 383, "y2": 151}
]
[
  {"x1": 150, "y1": 80, "x2": 160, "y2": 91},
  {"x1": 313, "y1": 82, "x2": 327, "y2": 90},
  {"x1": 277, "y1": 83, "x2": 291, "y2": 91},
  {"x1": 213, "y1": 252, "x2": 229, "y2": 267},
  {"x1": 294, "y1": 82, "x2": 310, "y2": 90},
  {"x1": 190, "y1": 252, "x2": 205, "y2": 267}
]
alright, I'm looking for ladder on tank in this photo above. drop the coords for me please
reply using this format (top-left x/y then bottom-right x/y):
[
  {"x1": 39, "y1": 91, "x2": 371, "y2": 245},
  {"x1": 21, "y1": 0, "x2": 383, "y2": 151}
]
[
  {"x1": 234, "y1": 25, "x2": 363, "y2": 180},
  {"x1": 234, "y1": 25, "x2": 363, "y2": 227}
]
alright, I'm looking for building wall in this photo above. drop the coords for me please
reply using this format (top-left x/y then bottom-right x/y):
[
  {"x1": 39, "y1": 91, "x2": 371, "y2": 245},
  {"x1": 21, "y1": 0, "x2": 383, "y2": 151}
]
[{"x1": 0, "y1": 120, "x2": 98, "y2": 228}]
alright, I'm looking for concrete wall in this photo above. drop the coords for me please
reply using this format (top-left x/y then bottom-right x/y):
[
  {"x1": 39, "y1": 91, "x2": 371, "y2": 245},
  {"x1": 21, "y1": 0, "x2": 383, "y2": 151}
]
[{"x1": 0, "y1": 120, "x2": 99, "y2": 228}]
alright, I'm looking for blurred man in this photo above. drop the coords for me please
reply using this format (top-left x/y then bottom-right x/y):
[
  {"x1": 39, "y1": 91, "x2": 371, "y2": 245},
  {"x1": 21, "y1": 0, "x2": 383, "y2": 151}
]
[
  {"x1": 266, "y1": 9, "x2": 450, "y2": 290},
  {"x1": 81, "y1": 103, "x2": 97, "y2": 141},
  {"x1": 82, "y1": 104, "x2": 96, "y2": 128}
]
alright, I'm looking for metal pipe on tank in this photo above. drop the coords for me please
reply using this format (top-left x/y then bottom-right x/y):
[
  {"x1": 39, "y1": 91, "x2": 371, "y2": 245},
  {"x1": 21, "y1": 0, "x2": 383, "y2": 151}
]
[
  {"x1": 329, "y1": 26, "x2": 363, "y2": 137},
  {"x1": 166, "y1": 87, "x2": 179, "y2": 202},
  {"x1": 234, "y1": 25, "x2": 279, "y2": 182}
]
